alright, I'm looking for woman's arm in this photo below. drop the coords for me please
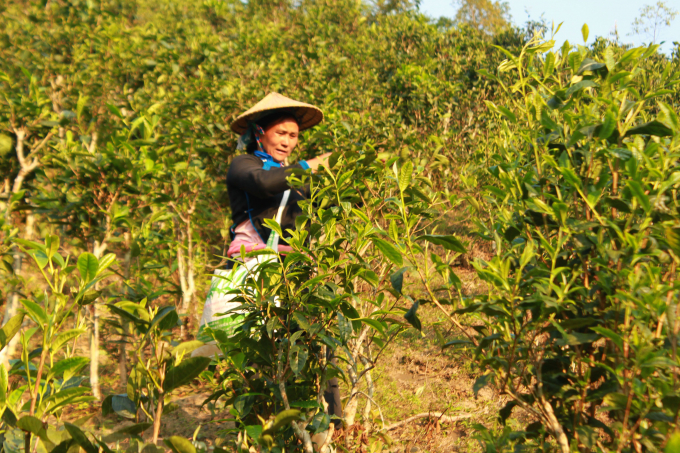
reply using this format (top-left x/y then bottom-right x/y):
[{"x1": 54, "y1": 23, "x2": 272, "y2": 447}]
[
  {"x1": 304, "y1": 152, "x2": 332, "y2": 171},
  {"x1": 228, "y1": 153, "x2": 333, "y2": 199},
  {"x1": 228, "y1": 155, "x2": 299, "y2": 198}
]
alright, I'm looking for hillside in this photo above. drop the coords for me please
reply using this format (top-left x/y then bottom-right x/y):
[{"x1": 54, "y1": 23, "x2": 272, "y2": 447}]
[{"x1": 1, "y1": 0, "x2": 680, "y2": 452}]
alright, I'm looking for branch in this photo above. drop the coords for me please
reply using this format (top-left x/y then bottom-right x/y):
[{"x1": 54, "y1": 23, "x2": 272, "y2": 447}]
[
  {"x1": 537, "y1": 361, "x2": 570, "y2": 453},
  {"x1": 382, "y1": 409, "x2": 482, "y2": 432},
  {"x1": 25, "y1": 132, "x2": 54, "y2": 162},
  {"x1": 276, "y1": 344, "x2": 314, "y2": 453},
  {"x1": 354, "y1": 391, "x2": 385, "y2": 430},
  {"x1": 318, "y1": 423, "x2": 335, "y2": 452}
]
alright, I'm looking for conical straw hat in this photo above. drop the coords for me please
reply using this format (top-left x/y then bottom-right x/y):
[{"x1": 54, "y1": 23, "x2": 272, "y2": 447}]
[{"x1": 230, "y1": 92, "x2": 323, "y2": 135}]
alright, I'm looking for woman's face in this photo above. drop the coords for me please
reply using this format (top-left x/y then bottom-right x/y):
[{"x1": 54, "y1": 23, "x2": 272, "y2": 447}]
[{"x1": 259, "y1": 117, "x2": 299, "y2": 163}]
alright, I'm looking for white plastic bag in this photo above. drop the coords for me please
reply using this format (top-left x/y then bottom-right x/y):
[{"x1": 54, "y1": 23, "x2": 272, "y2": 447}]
[{"x1": 196, "y1": 190, "x2": 290, "y2": 343}]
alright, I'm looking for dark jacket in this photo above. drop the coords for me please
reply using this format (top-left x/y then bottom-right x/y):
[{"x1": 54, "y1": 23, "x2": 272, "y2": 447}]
[{"x1": 227, "y1": 154, "x2": 309, "y2": 244}]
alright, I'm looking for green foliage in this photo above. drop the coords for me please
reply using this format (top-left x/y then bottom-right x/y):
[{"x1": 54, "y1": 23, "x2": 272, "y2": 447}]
[
  {"x1": 103, "y1": 300, "x2": 210, "y2": 443},
  {"x1": 462, "y1": 33, "x2": 680, "y2": 452},
  {"x1": 0, "y1": 238, "x2": 108, "y2": 453},
  {"x1": 453, "y1": 0, "x2": 512, "y2": 35},
  {"x1": 0, "y1": 0, "x2": 679, "y2": 452},
  {"x1": 200, "y1": 135, "x2": 472, "y2": 450}
]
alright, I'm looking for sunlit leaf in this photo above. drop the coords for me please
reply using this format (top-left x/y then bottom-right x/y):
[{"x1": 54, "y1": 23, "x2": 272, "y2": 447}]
[
  {"x1": 398, "y1": 161, "x2": 413, "y2": 193},
  {"x1": 163, "y1": 357, "x2": 211, "y2": 392},
  {"x1": 417, "y1": 235, "x2": 466, "y2": 254},
  {"x1": 164, "y1": 436, "x2": 197, "y2": 453},
  {"x1": 371, "y1": 238, "x2": 403, "y2": 266},
  {"x1": 77, "y1": 253, "x2": 98, "y2": 282},
  {"x1": 289, "y1": 345, "x2": 308, "y2": 376},
  {"x1": 20, "y1": 300, "x2": 47, "y2": 327},
  {"x1": 0, "y1": 314, "x2": 24, "y2": 351}
]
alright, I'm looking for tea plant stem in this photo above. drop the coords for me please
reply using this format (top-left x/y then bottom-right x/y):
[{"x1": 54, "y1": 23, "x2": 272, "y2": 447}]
[
  {"x1": 360, "y1": 354, "x2": 376, "y2": 433},
  {"x1": 537, "y1": 361, "x2": 570, "y2": 453},
  {"x1": 398, "y1": 180, "x2": 477, "y2": 344},
  {"x1": 55, "y1": 299, "x2": 80, "y2": 332},
  {"x1": 354, "y1": 391, "x2": 384, "y2": 430},
  {"x1": 90, "y1": 304, "x2": 100, "y2": 400},
  {"x1": 151, "y1": 342, "x2": 166, "y2": 443},
  {"x1": 29, "y1": 347, "x2": 47, "y2": 415},
  {"x1": 9, "y1": 129, "x2": 52, "y2": 197},
  {"x1": 538, "y1": 393, "x2": 570, "y2": 453},
  {"x1": 276, "y1": 344, "x2": 313, "y2": 453},
  {"x1": 318, "y1": 423, "x2": 335, "y2": 452},
  {"x1": 618, "y1": 367, "x2": 637, "y2": 453},
  {"x1": 360, "y1": 329, "x2": 400, "y2": 380},
  {"x1": 152, "y1": 396, "x2": 163, "y2": 443},
  {"x1": 618, "y1": 398, "x2": 651, "y2": 453},
  {"x1": 418, "y1": 269, "x2": 477, "y2": 346}
]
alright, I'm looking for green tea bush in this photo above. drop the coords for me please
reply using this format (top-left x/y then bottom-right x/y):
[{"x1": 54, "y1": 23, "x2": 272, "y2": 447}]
[
  {"x1": 1, "y1": 238, "x2": 116, "y2": 453},
  {"x1": 203, "y1": 148, "x2": 461, "y2": 452},
  {"x1": 462, "y1": 34, "x2": 680, "y2": 452},
  {"x1": 4, "y1": 0, "x2": 679, "y2": 450}
]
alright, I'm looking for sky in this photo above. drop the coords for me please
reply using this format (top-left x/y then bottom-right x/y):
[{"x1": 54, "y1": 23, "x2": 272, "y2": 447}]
[{"x1": 418, "y1": 0, "x2": 680, "y2": 54}]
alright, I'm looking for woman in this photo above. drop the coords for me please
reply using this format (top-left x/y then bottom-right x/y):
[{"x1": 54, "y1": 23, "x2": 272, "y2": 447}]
[
  {"x1": 225, "y1": 92, "x2": 331, "y2": 258},
  {"x1": 197, "y1": 93, "x2": 328, "y2": 341},
  {"x1": 198, "y1": 93, "x2": 342, "y2": 429}
]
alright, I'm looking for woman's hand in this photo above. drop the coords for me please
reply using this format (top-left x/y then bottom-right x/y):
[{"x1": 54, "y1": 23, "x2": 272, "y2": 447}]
[{"x1": 305, "y1": 152, "x2": 333, "y2": 171}]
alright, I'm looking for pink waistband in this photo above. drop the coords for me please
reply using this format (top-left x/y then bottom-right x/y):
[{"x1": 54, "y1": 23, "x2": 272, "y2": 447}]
[{"x1": 227, "y1": 220, "x2": 293, "y2": 257}]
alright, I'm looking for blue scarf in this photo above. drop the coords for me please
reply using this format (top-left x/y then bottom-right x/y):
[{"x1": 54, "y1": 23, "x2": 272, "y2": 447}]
[{"x1": 254, "y1": 150, "x2": 282, "y2": 170}]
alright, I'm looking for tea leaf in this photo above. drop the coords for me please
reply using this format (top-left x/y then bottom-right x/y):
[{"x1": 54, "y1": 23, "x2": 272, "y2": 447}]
[
  {"x1": 372, "y1": 238, "x2": 403, "y2": 266},
  {"x1": 289, "y1": 345, "x2": 308, "y2": 375},
  {"x1": 417, "y1": 235, "x2": 466, "y2": 253},
  {"x1": 625, "y1": 121, "x2": 673, "y2": 137},
  {"x1": 20, "y1": 299, "x2": 47, "y2": 327},
  {"x1": 64, "y1": 423, "x2": 97, "y2": 453},
  {"x1": 0, "y1": 314, "x2": 25, "y2": 351},
  {"x1": 270, "y1": 409, "x2": 302, "y2": 431},
  {"x1": 404, "y1": 300, "x2": 421, "y2": 331},
  {"x1": 163, "y1": 357, "x2": 211, "y2": 392},
  {"x1": 77, "y1": 253, "x2": 98, "y2": 282},
  {"x1": 164, "y1": 436, "x2": 196, "y2": 453},
  {"x1": 627, "y1": 181, "x2": 650, "y2": 212},
  {"x1": 398, "y1": 161, "x2": 413, "y2": 192}
]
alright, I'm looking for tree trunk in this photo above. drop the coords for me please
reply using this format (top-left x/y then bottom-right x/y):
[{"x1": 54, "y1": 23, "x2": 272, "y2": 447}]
[
  {"x1": 118, "y1": 232, "x2": 132, "y2": 388},
  {"x1": 185, "y1": 219, "x2": 195, "y2": 321},
  {"x1": 0, "y1": 130, "x2": 48, "y2": 364},
  {"x1": 0, "y1": 293, "x2": 20, "y2": 367},
  {"x1": 90, "y1": 239, "x2": 107, "y2": 400},
  {"x1": 1, "y1": 130, "x2": 31, "y2": 368},
  {"x1": 343, "y1": 358, "x2": 360, "y2": 428},
  {"x1": 0, "y1": 213, "x2": 35, "y2": 367},
  {"x1": 343, "y1": 325, "x2": 371, "y2": 428},
  {"x1": 152, "y1": 396, "x2": 164, "y2": 444},
  {"x1": 361, "y1": 356, "x2": 374, "y2": 434},
  {"x1": 90, "y1": 303, "x2": 101, "y2": 400},
  {"x1": 176, "y1": 222, "x2": 195, "y2": 338}
]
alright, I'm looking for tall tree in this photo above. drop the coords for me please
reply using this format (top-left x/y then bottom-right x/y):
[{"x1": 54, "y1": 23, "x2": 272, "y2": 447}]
[
  {"x1": 452, "y1": 0, "x2": 511, "y2": 35},
  {"x1": 630, "y1": 1, "x2": 678, "y2": 44}
]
